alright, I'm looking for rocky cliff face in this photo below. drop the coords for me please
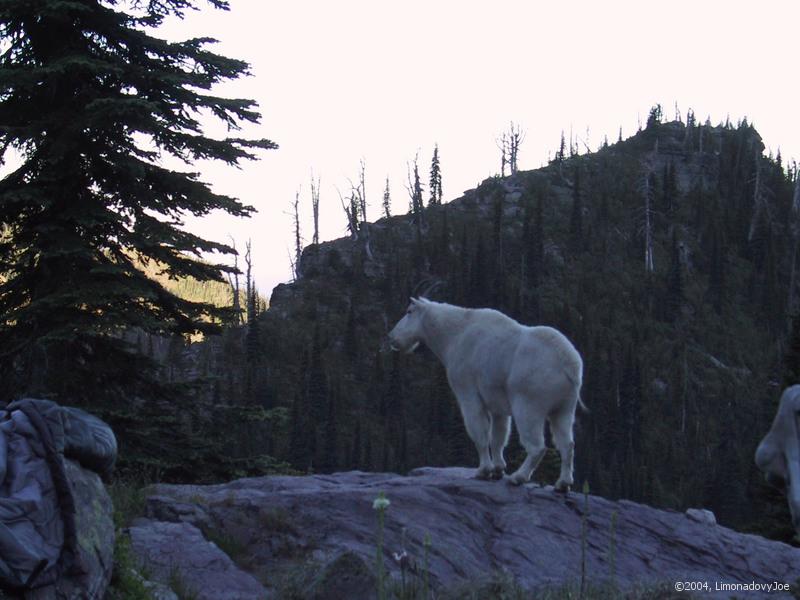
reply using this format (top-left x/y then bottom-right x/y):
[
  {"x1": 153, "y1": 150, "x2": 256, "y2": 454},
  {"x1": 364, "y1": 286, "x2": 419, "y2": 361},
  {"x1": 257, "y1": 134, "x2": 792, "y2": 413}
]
[{"x1": 126, "y1": 468, "x2": 800, "y2": 599}]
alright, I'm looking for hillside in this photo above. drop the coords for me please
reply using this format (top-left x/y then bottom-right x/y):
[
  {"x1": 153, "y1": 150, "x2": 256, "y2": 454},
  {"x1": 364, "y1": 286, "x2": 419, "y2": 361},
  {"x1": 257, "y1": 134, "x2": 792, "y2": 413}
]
[
  {"x1": 146, "y1": 115, "x2": 798, "y2": 544},
  {"x1": 247, "y1": 117, "x2": 797, "y2": 540}
]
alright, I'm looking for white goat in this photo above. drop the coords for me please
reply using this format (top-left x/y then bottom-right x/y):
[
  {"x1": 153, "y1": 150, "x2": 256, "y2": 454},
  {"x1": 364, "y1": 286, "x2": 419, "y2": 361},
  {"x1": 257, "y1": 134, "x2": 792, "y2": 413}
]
[
  {"x1": 388, "y1": 298, "x2": 584, "y2": 490},
  {"x1": 756, "y1": 385, "x2": 800, "y2": 540}
]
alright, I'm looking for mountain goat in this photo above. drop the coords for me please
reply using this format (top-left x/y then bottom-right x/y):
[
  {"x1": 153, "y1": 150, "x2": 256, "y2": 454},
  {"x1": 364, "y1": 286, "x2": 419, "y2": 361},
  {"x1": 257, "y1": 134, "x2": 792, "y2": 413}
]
[
  {"x1": 388, "y1": 298, "x2": 583, "y2": 490},
  {"x1": 755, "y1": 385, "x2": 800, "y2": 540}
]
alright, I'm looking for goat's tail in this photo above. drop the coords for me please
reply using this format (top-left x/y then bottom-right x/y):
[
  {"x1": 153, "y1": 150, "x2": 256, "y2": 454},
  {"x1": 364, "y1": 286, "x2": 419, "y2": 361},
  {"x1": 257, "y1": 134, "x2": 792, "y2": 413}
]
[{"x1": 576, "y1": 395, "x2": 590, "y2": 414}]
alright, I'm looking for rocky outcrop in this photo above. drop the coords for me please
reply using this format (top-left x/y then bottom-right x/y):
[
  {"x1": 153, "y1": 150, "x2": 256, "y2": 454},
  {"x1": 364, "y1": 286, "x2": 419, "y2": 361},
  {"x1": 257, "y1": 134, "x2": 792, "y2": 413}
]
[
  {"x1": 63, "y1": 460, "x2": 115, "y2": 600},
  {"x1": 12, "y1": 460, "x2": 115, "y2": 600},
  {"x1": 128, "y1": 468, "x2": 800, "y2": 598},
  {"x1": 127, "y1": 520, "x2": 267, "y2": 600}
]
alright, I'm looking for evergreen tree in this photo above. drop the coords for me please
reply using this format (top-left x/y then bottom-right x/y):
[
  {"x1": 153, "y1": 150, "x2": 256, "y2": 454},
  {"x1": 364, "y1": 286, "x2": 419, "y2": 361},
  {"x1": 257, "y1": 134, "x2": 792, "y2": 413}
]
[
  {"x1": 556, "y1": 131, "x2": 566, "y2": 162},
  {"x1": 429, "y1": 144, "x2": 443, "y2": 206},
  {"x1": 569, "y1": 167, "x2": 584, "y2": 250},
  {"x1": 707, "y1": 226, "x2": 726, "y2": 315},
  {"x1": 407, "y1": 156, "x2": 424, "y2": 226},
  {"x1": 350, "y1": 419, "x2": 362, "y2": 469},
  {"x1": 662, "y1": 162, "x2": 678, "y2": 214},
  {"x1": 0, "y1": 0, "x2": 276, "y2": 403},
  {"x1": 646, "y1": 104, "x2": 663, "y2": 129},
  {"x1": 320, "y1": 391, "x2": 338, "y2": 473},
  {"x1": 307, "y1": 327, "x2": 328, "y2": 425},
  {"x1": 666, "y1": 231, "x2": 684, "y2": 321}
]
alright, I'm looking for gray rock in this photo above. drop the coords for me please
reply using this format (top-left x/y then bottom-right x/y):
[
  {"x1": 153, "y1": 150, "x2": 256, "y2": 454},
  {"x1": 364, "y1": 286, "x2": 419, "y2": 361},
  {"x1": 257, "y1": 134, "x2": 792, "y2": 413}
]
[
  {"x1": 68, "y1": 459, "x2": 115, "y2": 599},
  {"x1": 685, "y1": 508, "x2": 717, "y2": 525},
  {"x1": 127, "y1": 520, "x2": 268, "y2": 600},
  {"x1": 22, "y1": 460, "x2": 115, "y2": 600},
  {"x1": 130, "y1": 468, "x2": 800, "y2": 598}
]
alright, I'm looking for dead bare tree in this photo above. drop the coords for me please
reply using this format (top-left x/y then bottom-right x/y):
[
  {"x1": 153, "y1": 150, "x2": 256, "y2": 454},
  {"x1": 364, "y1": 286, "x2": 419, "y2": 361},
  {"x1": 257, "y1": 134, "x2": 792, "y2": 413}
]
[
  {"x1": 338, "y1": 188, "x2": 359, "y2": 240},
  {"x1": 348, "y1": 160, "x2": 374, "y2": 261},
  {"x1": 310, "y1": 171, "x2": 321, "y2": 245},
  {"x1": 497, "y1": 132, "x2": 508, "y2": 177},
  {"x1": 748, "y1": 152, "x2": 774, "y2": 243},
  {"x1": 382, "y1": 176, "x2": 392, "y2": 219},
  {"x1": 496, "y1": 122, "x2": 525, "y2": 176},
  {"x1": 245, "y1": 239, "x2": 254, "y2": 324},
  {"x1": 225, "y1": 235, "x2": 243, "y2": 324},
  {"x1": 507, "y1": 122, "x2": 525, "y2": 173},
  {"x1": 643, "y1": 173, "x2": 655, "y2": 274},
  {"x1": 638, "y1": 143, "x2": 658, "y2": 274}
]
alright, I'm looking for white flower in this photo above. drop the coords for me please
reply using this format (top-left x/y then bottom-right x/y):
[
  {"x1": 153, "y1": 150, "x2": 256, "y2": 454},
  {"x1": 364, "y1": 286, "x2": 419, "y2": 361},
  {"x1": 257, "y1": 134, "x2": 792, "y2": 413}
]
[{"x1": 373, "y1": 493, "x2": 390, "y2": 511}]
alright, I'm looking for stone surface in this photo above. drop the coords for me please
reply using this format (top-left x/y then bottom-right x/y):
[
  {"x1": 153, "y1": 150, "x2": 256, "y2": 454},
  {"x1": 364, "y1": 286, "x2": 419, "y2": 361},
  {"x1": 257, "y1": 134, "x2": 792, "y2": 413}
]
[
  {"x1": 126, "y1": 520, "x2": 268, "y2": 600},
  {"x1": 685, "y1": 508, "x2": 717, "y2": 526},
  {"x1": 67, "y1": 459, "x2": 115, "y2": 600},
  {"x1": 128, "y1": 467, "x2": 800, "y2": 598},
  {"x1": 20, "y1": 460, "x2": 115, "y2": 600}
]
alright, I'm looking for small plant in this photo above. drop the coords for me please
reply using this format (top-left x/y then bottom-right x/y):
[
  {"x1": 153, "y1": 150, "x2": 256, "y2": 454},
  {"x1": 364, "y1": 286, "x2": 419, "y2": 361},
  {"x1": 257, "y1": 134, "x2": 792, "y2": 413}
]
[
  {"x1": 373, "y1": 491, "x2": 390, "y2": 600},
  {"x1": 107, "y1": 479, "x2": 147, "y2": 529},
  {"x1": 258, "y1": 506, "x2": 294, "y2": 533},
  {"x1": 203, "y1": 528, "x2": 247, "y2": 563},
  {"x1": 105, "y1": 534, "x2": 154, "y2": 600},
  {"x1": 168, "y1": 567, "x2": 198, "y2": 600}
]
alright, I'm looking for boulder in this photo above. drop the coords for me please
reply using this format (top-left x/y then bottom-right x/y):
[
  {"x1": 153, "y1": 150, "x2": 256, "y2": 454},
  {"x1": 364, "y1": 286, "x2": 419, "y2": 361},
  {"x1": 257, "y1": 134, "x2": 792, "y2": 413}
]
[
  {"x1": 126, "y1": 520, "x2": 267, "y2": 600},
  {"x1": 129, "y1": 467, "x2": 800, "y2": 598},
  {"x1": 0, "y1": 399, "x2": 115, "y2": 599}
]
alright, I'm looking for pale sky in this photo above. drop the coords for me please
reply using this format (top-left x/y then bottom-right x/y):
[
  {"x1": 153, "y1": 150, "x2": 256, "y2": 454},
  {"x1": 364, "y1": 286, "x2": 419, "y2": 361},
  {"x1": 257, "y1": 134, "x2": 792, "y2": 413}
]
[{"x1": 27, "y1": 2, "x2": 800, "y2": 297}]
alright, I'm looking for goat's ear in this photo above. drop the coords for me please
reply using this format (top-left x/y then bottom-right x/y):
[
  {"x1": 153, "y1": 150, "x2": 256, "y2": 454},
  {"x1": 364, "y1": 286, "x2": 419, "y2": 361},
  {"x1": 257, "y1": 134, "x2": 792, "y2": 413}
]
[{"x1": 410, "y1": 297, "x2": 421, "y2": 306}]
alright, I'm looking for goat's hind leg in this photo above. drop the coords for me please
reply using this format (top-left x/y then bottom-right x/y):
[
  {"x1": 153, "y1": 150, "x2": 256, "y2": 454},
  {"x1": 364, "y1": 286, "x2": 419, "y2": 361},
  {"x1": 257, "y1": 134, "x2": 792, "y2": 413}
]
[
  {"x1": 508, "y1": 399, "x2": 546, "y2": 486},
  {"x1": 549, "y1": 409, "x2": 576, "y2": 493},
  {"x1": 489, "y1": 414, "x2": 511, "y2": 479}
]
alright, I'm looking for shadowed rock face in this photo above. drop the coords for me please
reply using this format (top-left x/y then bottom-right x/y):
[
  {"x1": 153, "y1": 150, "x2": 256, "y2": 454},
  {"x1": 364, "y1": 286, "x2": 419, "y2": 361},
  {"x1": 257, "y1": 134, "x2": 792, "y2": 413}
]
[
  {"x1": 129, "y1": 468, "x2": 800, "y2": 599},
  {"x1": 9, "y1": 460, "x2": 115, "y2": 600}
]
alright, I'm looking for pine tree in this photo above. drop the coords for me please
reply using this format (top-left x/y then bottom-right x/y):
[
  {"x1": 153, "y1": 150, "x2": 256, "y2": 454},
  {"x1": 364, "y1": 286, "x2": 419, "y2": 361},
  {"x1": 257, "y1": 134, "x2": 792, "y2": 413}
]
[
  {"x1": 666, "y1": 231, "x2": 684, "y2": 321},
  {"x1": 646, "y1": 104, "x2": 663, "y2": 129},
  {"x1": 407, "y1": 156, "x2": 424, "y2": 226},
  {"x1": 350, "y1": 420, "x2": 362, "y2": 469},
  {"x1": 320, "y1": 391, "x2": 338, "y2": 473},
  {"x1": 569, "y1": 167, "x2": 584, "y2": 250},
  {"x1": 0, "y1": 0, "x2": 276, "y2": 403},
  {"x1": 557, "y1": 131, "x2": 566, "y2": 162},
  {"x1": 707, "y1": 226, "x2": 726, "y2": 315},
  {"x1": 429, "y1": 144, "x2": 442, "y2": 206}
]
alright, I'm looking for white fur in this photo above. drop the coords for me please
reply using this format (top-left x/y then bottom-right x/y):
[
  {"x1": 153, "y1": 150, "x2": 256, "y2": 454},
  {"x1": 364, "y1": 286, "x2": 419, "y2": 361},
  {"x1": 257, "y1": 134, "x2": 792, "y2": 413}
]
[
  {"x1": 388, "y1": 298, "x2": 583, "y2": 489},
  {"x1": 756, "y1": 385, "x2": 800, "y2": 539}
]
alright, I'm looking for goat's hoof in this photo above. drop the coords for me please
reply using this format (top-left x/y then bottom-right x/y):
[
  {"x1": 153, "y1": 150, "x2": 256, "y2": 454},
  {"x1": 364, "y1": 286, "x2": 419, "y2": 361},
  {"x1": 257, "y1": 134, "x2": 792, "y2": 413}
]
[
  {"x1": 554, "y1": 481, "x2": 572, "y2": 494},
  {"x1": 507, "y1": 473, "x2": 527, "y2": 486},
  {"x1": 490, "y1": 467, "x2": 505, "y2": 480},
  {"x1": 474, "y1": 468, "x2": 493, "y2": 480}
]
